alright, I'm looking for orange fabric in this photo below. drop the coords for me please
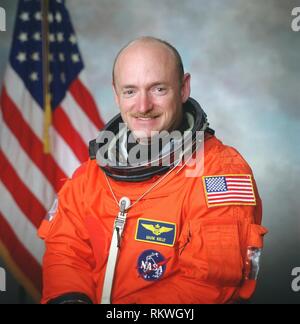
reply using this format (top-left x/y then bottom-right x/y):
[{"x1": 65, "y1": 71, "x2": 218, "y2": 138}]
[{"x1": 38, "y1": 135, "x2": 267, "y2": 304}]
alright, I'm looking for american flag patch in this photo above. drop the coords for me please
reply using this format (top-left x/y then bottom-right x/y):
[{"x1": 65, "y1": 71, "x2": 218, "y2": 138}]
[{"x1": 203, "y1": 175, "x2": 256, "y2": 207}]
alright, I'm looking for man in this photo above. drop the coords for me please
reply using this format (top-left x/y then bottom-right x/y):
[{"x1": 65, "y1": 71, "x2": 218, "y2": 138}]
[{"x1": 38, "y1": 37, "x2": 267, "y2": 304}]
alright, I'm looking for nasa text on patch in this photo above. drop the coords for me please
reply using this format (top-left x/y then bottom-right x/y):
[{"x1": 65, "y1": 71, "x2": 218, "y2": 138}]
[
  {"x1": 135, "y1": 218, "x2": 176, "y2": 247},
  {"x1": 137, "y1": 250, "x2": 167, "y2": 281}
]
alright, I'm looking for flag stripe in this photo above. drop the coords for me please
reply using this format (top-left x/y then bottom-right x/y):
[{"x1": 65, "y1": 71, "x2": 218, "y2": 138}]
[
  {"x1": 207, "y1": 190, "x2": 253, "y2": 195},
  {"x1": 49, "y1": 127, "x2": 81, "y2": 177},
  {"x1": 227, "y1": 184, "x2": 252, "y2": 187},
  {"x1": 0, "y1": 181, "x2": 45, "y2": 264},
  {"x1": 208, "y1": 195, "x2": 256, "y2": 200},
  {"x1": 1, "y1": 87, "x2": 66, "y2": 192},
  {"x1": 207, "y1": 198, "x2": 255, "y2": 203},
  {"x1": 0, "y1": 151, "x2": 47, "y2": 228},
  {"x1": 208, "y1": 193, "x2": 255, "y2": 198},
  {"x1": 1, "y1": 122, "x2": 55, "y2": 210},
  {"x1": 226, "y1": 180, "x2": 251, "y2": 186},
  {"x1": 0, "y1": 212, "x2": 42, "y2": 292},
  {"x1": 226, "y1": 180, "x2": 251, "y2": 184},
  {"x1": 53, "y1": 107, "x2": 89, "y2": 163},
  {"x1": 3, "y1": 66, "x2": 80, "y2": 178},
  {"x1": 226, "y1": 186, "x2": 253, "y2": 190},
  {"x1": 61, "y1": 91, "x2": 99, "y2": 145},
  {"x1": 4, "y1": 65, "x2": 44, "y2": 141},
  {"x1": 70, "y1": 77, "x2": 104, "y2": 130},
  {"x1": 227, "y1": 179, "x2": 252, "y2": 182},
  {"x1": 222, "y1": 176, "x2": 250, "y2": 180}
]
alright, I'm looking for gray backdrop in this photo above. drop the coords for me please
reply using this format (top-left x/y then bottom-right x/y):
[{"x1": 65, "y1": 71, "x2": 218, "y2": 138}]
[{"x1": 0, "y1": 0, "x2": 299, "y2": 304}]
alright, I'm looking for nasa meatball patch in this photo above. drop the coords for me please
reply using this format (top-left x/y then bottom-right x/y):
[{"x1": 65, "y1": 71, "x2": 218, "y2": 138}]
[
  {"x1": 137, "y1": 250, "x2": 167, "y2": 281},
  {"x1": 135, "y1": 218, "x2": 176, "y2": 247}
]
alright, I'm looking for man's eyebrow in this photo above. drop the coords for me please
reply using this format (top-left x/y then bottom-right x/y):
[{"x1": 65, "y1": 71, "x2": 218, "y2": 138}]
[
  {"x1": 121, "y1": 85, "x2": 137, "y2": 89},
  {"x1": 121, "y1": 82, "x2": 168, "y2": 89},
  {"x1": 150, "y1": 82, "x2": 168, "y2": 87}
]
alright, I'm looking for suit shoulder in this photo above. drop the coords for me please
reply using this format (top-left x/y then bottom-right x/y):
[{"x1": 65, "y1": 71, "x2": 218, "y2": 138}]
[
  {"x1": 205, "y1": 136, "x2": 253, "y2": 175},
  {"x1": 71, "y1": 159, "x2": 102, "y2": 179},
  {"x1": 72, "y1": 162, "x2": 89, "y2": 179}
]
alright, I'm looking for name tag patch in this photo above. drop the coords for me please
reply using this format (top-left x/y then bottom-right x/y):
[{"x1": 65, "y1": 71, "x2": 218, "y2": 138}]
[{"x1": 135, "y1": 218, "x2": 176, "y2": 247}]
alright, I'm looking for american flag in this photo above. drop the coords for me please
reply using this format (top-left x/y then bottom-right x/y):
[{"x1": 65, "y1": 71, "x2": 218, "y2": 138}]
[
  {"x1": 0, "y1": 0, "x2": 104, "y2": 301},
  {"x1": 203, "y1": 175, "x2": 256, "y2": 207}
]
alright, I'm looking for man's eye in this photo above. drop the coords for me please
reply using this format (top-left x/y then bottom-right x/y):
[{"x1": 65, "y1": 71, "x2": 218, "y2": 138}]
[
  {"x1": 154, "y1": 87, "x2": 167, "y2": 94},
  {"x1": 123, "y1": 90, "x2": 135, "y2": 97}
]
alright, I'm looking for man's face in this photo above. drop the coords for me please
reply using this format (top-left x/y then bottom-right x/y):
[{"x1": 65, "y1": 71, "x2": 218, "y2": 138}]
[{"x1": 113, "y1": 42, "x2": 190, "y2": 141}]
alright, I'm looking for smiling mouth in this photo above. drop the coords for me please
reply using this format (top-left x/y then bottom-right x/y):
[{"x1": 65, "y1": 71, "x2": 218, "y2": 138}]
[
  {"x1": 136, "y1": 117, "x2": 156, "y2": 121},
  {"x1": 134, "y1": 116, "x2": 160, "y2": 121}
]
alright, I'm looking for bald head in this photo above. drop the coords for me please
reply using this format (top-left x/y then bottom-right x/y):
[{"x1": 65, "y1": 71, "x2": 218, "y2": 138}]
[
  {"x1": 111, "y1": 36, "x2": 191, "y2": 141},
  {"x1": 112, "y1": 37, "x2": 184, "y2": 86}
]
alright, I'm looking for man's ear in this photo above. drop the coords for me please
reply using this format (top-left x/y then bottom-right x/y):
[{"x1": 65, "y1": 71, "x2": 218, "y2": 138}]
[
  {"x1": 112, "y1": 83, "x2": 120, "y2": 107},
  {"x1": 181, "y1": 73, "x2": 191, "y2": 103}
]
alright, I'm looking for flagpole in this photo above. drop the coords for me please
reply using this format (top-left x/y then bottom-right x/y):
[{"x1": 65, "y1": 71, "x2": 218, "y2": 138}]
[{"x1": 42, "y1": 0, "x2": 52, "y2": 154}]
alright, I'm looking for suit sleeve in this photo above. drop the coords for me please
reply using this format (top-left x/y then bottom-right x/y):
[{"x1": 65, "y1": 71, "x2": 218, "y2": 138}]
[{"x1": 38, "y1": 172, "x2": 97, "y2": 304}]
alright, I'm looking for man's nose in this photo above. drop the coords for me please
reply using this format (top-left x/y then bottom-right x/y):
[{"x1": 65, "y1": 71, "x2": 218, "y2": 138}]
[{"x1": 137, "y1": 92, "x2": 153, "y2": 114}]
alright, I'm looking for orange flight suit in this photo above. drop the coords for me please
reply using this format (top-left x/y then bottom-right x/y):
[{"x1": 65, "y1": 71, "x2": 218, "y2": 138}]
[{"x1": 38, "y1": 134, "x2": 267, "y2": 304}]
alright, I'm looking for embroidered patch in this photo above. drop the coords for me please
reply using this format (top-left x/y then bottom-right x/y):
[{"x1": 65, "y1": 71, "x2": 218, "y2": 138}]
[
  {"x1": 203, "y1": 174, "x2": 256, "y2": 207},
  {"x1": 137, "y1": 250, "x2": 167, "y2": 281},
  {"x1": 45, "y1": 198, "x2": 59, "y2": 222},
  {"x1": 135, "y1": 218, "x2": 176, "y2": 247}
]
